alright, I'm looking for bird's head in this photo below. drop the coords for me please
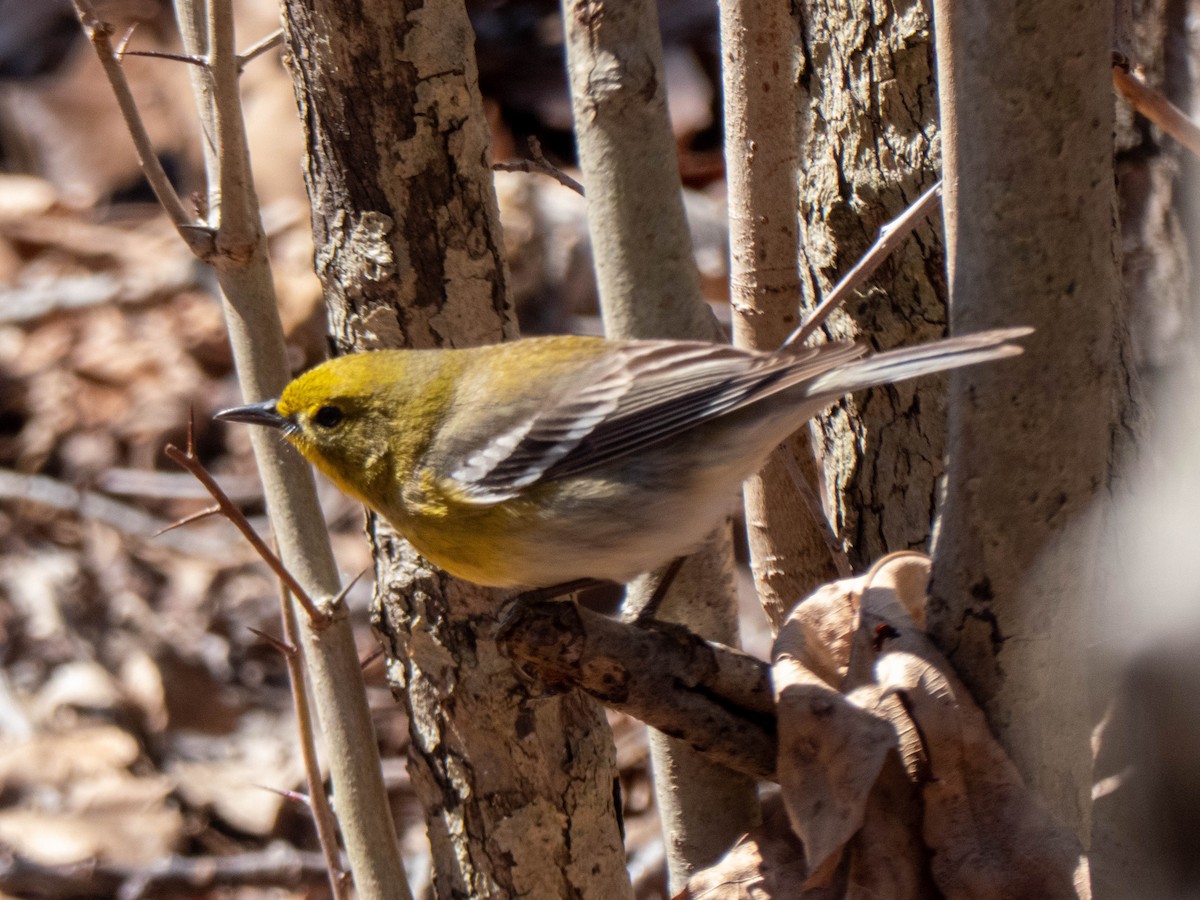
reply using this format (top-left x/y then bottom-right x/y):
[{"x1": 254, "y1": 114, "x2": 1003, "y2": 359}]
[{"x1": 215, "y1": 353, "x2": 423, "y2": 504}]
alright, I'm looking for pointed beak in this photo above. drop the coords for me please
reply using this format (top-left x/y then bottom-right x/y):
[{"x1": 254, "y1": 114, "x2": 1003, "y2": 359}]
[{"x1": 215, "y1": 399, "x2": 288, "y2": 430}]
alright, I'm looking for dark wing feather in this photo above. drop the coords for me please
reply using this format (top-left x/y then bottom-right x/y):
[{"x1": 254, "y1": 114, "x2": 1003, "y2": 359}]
[{"x1": 450, "y1": 340, "x2": 864, "y2": 504}]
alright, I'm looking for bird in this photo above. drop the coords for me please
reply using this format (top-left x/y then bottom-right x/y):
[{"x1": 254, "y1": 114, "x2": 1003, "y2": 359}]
[{"x1": 216, "y1": 328, "x2": 1030, "y2": 590}]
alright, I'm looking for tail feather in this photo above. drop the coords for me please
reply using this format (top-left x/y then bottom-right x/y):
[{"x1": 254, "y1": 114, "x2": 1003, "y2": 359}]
[{"x1": 803, "y1": 326, "x2": 1032, "y2": 401}]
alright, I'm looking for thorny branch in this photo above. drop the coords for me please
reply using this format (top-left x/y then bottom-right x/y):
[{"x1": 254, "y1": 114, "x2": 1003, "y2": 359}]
[
  {"x1": 1113, "y1": 56, "x2": 1200, "y2": 160},
  {"x1": 69, "y1": 0, "x2": 214, "y2": 256},
  {"x1": 162, "y1": 419, "x2": 329, "y2": 625},
  {"x1": 494, "y1": 136, "x2": 586, "y2": 196}
]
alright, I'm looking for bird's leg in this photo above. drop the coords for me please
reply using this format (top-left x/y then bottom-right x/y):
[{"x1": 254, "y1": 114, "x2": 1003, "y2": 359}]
[
  {"x1": 497, "y1": 577, "x2": 608, "y2": 631},
  {"x1": 515, "y1": 578, "x2": 607, "y2": 605},
  {"x1": 623, "y1": 556, "x2": 687, "y2": 625},
  {"x1": 496, "y1": 577, "x2": 610, "y2": 693}
]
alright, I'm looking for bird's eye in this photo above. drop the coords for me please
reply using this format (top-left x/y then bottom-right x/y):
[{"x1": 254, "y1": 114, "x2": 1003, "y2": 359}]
[{"x1": 312, "y1": 405, "x2": 344, "y2": 428}]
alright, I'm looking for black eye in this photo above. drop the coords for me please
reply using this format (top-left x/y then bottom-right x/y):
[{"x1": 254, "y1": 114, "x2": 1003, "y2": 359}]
[{"x1": 312, "y1": 405, "x2": 344, "y2": 428}]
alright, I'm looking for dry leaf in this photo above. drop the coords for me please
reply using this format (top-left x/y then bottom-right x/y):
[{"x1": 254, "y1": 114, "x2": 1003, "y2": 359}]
[
  {"x1": 682, "y1": 799, "x2": 841, "y2": 900},
  {"x1": 0, "y1": 725, "x2": 182, "y2": 865},
  {"x1": 773, "y1": 596, "x2": 896, "y2": 876},
  {"x1": 860, "y1": 563, "x2": 1089, "y2": 900}
]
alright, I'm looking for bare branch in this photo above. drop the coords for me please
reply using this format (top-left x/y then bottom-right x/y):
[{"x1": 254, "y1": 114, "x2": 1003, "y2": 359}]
[
  {"x1": 783, "y1": 181, "x2": 943, "y2": 348},
  {"x1": 238, "y1": 28, "x2": 284, "y2": 68},
  {"x1": 497, "y1": 600, "x2": 777, "y2": 781},
  {"x1": 1113, "y1": 60, "x2": 1200, "y2": 160},
  {"x1": 154, "y1": 503, "x2": 222, "y2": 535},
  {"x1": 493, "y1": 137, "x2": 586, "y2": 196},
  {"x1": 120, "y1": 48, "x2": 208, "y2": 66},
  {"x1": 277, "y1": 587, "x2": 352, "y2": 899},
  {"x1": 162, "y1": 425, "x2": 328, "y2": 625},
  {"x1": 70, "y1": 0, "x2": 214, "y2": 257}
]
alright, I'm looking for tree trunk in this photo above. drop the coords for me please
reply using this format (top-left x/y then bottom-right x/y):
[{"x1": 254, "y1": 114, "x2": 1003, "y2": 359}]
[
  {"x1": 279, "y1": 2, "x2": 631, "y2": 896},
  {"x1": 561, "y1": 0, "x2": 758, "y2": 888},
  {"x1": 929, "y1": 0, "x2": 1125, "y2": 840},
  {"x1": 723, "y1": 0, "x2": 842, "y2": 628},
  {"x1": 793, "y1": 0, "x2": 949, "y2": 572}
]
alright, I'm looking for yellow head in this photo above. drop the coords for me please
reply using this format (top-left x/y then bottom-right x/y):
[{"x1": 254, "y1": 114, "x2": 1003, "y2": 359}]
[{"x1": 216, "y1": 350, "x2": 455, "y2": 508}]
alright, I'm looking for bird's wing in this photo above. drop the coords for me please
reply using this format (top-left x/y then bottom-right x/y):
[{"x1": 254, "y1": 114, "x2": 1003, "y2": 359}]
[{"x1": 448, "y1": 339, "x2": 864, "y2": 504}]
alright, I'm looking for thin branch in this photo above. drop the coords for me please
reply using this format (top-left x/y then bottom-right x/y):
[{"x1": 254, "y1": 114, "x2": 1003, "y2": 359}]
[
  {"x1": 1113, "y1": 60, "x2": 1200, "y2": 160},
  {"x1": 238, "y1": 28, "x2": 284, "y2": 68},
  {"x1": 277, "y1": 586, "x2": 352, "y2": 899},
  {"x1": 780, "y1": 448, "x2": 853, "y2": 579},
  {"x1": 162, "y1": 422, "x2": 329, "y2": 625},
  {"x1": 120, "y1": 48, "x2": 207, "y2": 66},
  {"x1": 70, "y1": 0, "x2": 214, "y2": 257},
  {"x1": 497, "y1": 599, "x2": 777, "y2": 780},
  {"x1": 115, "y1": 23, "x2": 137, "y2": 58},
  {"x1": 783, "y1": 180, "x2": 943, "y2": 348},
  {"x1": 154, "y1": 503, "x2": 222, "y2": 535},
  {"x1": 493, "y1": 137, "x2": 585, "y2": 196}
]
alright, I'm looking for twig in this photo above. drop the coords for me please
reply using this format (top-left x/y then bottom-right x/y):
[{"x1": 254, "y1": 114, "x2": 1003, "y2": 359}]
[
  {"x1": 275, "y1": 586, "x2": 352, "y2": 899},
  {"x1": 238, "y1": 28, "x2": 284, "y2": 68},
  {"x1": 779, "y1": 448, "x2": 853, "y2": 579},
  {"x1": 493, "y1": 137, "x2": 586, "y2": 196},
  {"x1": 154, "y1": 503, "x2": 221, "y2": 535},
  {"x1": 497, "y1": 600, "x2": 777, "y2": 780},
  {"x1": 120, "y1": 49, "x2": 207, "y2": 66},
  {"x1": 1113, "y1": 60, "x2": 1200, "y2": 160},
  {"x1": 69, "y1": 0, "x2": 214, "y2": 257},
  {"x1": 162, "y1": 421, "x2": 328, "y2": 625},
  {"x1": 115, "y1": 23, "x2": 137, "y2": 58},
  {"x1": 783, "y1": 181, "x2": 943, "y2": 348}
]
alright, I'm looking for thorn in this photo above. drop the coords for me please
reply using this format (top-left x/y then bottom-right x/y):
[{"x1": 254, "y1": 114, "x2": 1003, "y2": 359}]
[
  {"x1": 256, "y1": 784, "x2": 313, "y2": 808},
  {"x1": 249, "y1": 626, "x2": 297, "y2": 657},
  {"x1": 360, "y1": 646, "x2": 385, "y2": 671},
  {"x1": 154, "y1": 503, "x2": 221, "y2": 536},
  {"x1": 186, "y1": 407, "x2": 197, "y2": 457},
  {"x1": 115, "y1": 23, "x2": 137, "y2": 59},
  {"x1": 332, "y1": 569, "x2": 368, "y2": 607}
]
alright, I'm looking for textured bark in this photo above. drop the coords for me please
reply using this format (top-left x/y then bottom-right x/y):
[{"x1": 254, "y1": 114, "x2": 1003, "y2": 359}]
[
  {"x1": 279, "y1": 2, "x2": 631, "y2": 897},
  {"x1": 794, "y1": 0, "x2": 947, "y2": 572},
  {"x1": 722, "y1": 0, "x2": 840, "y2": 628},
  {"x1": 1114, "y1": 0, "x2": 1195, "y2": 376},
  {"x1": 561, "y1": 0, "x2": 758, "y2": 888},
  {"x1": 930, "y1": 0, "x2": 1125, "y2": 839}
]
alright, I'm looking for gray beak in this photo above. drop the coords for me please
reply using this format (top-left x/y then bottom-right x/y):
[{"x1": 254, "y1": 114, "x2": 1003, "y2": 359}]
[{"x1": 215, "y1": 399, "x2": 287, "y2": 429}]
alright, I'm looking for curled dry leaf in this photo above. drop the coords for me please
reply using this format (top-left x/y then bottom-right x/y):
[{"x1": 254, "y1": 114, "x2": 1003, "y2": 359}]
[
  {"x1": 767, "y1": 551, "x2": 1089, "y2": 900},
  {"x1": 772, "y1": 585, "x2": 896, "y2": 878},
  {"x1": 682, "y1": 798, "x2": 841, "y2": 900},
  {"x1": 869, "y1": 626, "x2": 1089, "y2": 898}
]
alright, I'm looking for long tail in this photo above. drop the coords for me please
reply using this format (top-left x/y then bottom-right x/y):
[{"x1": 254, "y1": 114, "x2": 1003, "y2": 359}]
[{"x1": 803, "y1": 326, "x2": 1032, "y2": 401}]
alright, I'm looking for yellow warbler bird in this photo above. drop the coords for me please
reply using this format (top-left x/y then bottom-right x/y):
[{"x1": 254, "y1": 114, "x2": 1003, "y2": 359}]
[{"x1": 217, "y1": 329, "x2": 1029, "y2": 589}]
